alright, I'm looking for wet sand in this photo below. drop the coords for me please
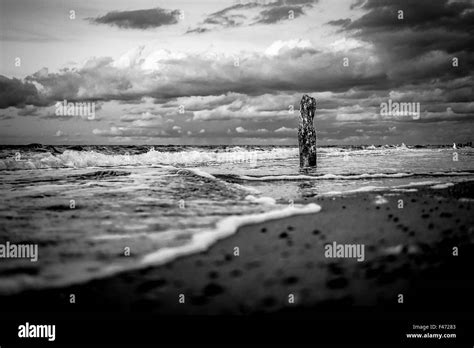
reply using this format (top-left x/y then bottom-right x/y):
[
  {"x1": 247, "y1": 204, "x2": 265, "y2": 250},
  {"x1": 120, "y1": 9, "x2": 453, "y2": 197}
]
[{"x1": 1, "y1": 180, "x2": 473, "y2": 316}]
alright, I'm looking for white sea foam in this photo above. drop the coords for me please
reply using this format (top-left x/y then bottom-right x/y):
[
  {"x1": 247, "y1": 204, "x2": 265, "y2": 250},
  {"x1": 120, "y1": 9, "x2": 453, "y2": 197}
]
[
  {"x1": 245, "y1": 195, "x2": 276, "y2": 205},
  {"x1": 374, "y1": 195, "x2": 388, "y2": 205},
  {"x1": 233, "y1": 171, "x2": 473, "y2": 181},
  {"x1": 140, "y1": 203, "x2": 321, "y2": 266},
  {"x1": 390, "y1": 188, "x2": 418, "y2": 192},
  {"x1": 92, "y1": 232, "x2": 150, "y2": 240},
  {"x1": 316, "y1": 180, "x2": 459, "y2": 197},
  {"x1": 381, "y1": 244, "x2": 418, "y2": 255},
  {"x1": 430, "y1": 183, "x2": 454, "y2": 189},
  {"x1": 320, "y1": 186, "x2": 387, "y2": 196},
  {"x1": 232, "y1": 184, "x2": 261, "y2": 194},
  {"x1": 459, "y1": 198, "x2": 474, "y2": 202},
  {"x1": 0, "y1": 148, "x2": 299, "y2": 170},
  {"x1": 235, "y1": 173, "x2": 414, "y2": 181}
]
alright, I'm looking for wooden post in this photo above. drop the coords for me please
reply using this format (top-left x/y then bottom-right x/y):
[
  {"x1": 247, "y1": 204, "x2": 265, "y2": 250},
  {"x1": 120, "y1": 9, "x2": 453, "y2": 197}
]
[{"x1": 298, "y1": 94, "x2": 317, "y2": 167}]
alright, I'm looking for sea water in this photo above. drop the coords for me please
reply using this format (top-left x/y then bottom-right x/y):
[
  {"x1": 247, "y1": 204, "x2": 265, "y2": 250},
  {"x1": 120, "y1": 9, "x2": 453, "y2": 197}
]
[{"x1": 0, "y1": 144, "x2": 472, "y2": 293}]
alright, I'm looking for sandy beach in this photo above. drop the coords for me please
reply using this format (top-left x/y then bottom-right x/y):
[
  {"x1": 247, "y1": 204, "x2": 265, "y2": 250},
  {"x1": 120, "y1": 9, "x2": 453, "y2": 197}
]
[{"x1": 2, "y1": 180, "x2": 473, "y2": 317}]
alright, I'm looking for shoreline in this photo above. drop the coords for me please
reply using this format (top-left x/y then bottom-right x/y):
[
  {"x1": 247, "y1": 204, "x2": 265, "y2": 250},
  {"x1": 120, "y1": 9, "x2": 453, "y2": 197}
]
[{"x1": 1, "y1": 180, "x2": 473, "y2": 315}]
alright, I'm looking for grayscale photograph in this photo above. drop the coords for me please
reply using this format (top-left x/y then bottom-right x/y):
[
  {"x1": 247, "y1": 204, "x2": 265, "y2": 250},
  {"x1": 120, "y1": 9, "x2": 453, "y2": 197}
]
[{"x1": 0, "y1": 0, "x2": 473, "y2": 346}]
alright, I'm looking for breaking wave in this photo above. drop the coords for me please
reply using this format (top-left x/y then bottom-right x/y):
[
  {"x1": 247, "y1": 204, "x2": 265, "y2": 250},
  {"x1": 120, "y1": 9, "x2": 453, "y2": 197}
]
[{"x1": 0, "y1": 147, "x2": 299, "y2": 170}]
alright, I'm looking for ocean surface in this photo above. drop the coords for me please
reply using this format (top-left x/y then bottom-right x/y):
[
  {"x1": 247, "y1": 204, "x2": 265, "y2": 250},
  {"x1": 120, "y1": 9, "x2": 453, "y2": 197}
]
[{"x1": 0, "y1": 144, "x2": 473, "y2": 294}]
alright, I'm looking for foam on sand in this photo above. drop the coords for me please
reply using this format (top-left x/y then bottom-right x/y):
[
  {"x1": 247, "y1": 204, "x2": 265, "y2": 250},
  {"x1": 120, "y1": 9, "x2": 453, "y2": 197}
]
[
  {"x1": 320, "y1": 185, "x2": 387, "y2": 196},
  {"x1": 140, "y1": 203, "x2": 321, "y2": 266},
  {"x1": 381, "y1": 244, "x2": 419, "y2": 255},
  {"x1": 430, "y1": 183, "x2": 454, "y2": 189},
  {"x1": 390, "y1": 188, "x2": 418, "y2": 192},
  {"x1": 374, "y1": 195, "x2": 388, "y2": 205},
  {"x1": 315, "y1": 180, "x2": 465, "y2": 197}
]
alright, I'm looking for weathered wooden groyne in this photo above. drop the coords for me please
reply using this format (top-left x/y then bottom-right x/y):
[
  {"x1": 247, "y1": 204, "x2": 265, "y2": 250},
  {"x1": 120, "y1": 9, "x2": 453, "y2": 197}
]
[{"x1": 298, "y1": 95, "x2": 317, "y2": 167}]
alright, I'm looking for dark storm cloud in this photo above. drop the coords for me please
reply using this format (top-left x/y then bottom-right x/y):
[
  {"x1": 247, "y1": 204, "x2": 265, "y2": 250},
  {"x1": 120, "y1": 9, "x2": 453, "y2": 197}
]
[
  {"x1": 0, "y1": 42, "x2": 390, "y2": 110},
  {"x1": 187, "y1": 0, "x2": 318, "y2": 33},
  {"x1": 185, "y1": 27, "x2": 209, "y2": 34},
  {"x1": 185, "y1": 3, "x2": 256, "y2": 33},
  {"x1": 327, "y1": 18, "x2": 351, "y2": 27},
  {"x1": 0, "y1": 76, "x2": 45, "y2": 108},
  {"x1": 326, "y1": 0, "x2": 474, "y2": 110},
  {"x1": 329, "y1": 0, "x2": 474, "y2": 58},
  {"x1": 346, "y1": 0, "x2": 474, "y2": 32},
  {"x1": 256, "y1": 6, "x2": 305, "y2": 24},
  {"x1": 350, "y1": 0, "x2": 366, "y2": 10},
  {"x1": 89, "y1": 8, "x2": 180, "y2": 29}
]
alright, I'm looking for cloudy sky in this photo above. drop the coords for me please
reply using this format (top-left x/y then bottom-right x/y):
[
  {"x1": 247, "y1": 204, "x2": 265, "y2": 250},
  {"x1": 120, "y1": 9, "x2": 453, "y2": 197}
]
[{"x1": 0, "y1": 0, "x2": 473, "y2": 145}]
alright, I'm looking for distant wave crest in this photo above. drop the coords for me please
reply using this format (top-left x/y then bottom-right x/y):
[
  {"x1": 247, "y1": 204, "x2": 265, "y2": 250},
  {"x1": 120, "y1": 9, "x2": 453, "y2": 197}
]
[{"x1": 0, "y1": 147, "x2": 299, "y2": 170}]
